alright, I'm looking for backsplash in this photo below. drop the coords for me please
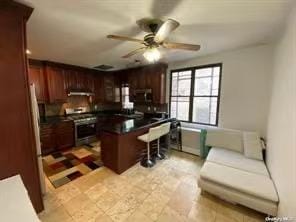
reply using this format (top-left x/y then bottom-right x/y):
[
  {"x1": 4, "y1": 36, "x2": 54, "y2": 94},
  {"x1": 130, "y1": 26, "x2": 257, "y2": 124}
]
[
  {"x1": 42, "y1": 96, "x2": 121, "y2": 117},
  {"x1": 44, "y1": 96, "x2": 91, "y2": 116},
  {"x1": 41, "y1": 96, "x2": 168, "y2": 117}
]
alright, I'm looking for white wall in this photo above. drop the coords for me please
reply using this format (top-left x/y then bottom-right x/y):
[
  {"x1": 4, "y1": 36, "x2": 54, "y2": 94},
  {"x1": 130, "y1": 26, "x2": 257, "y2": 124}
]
[
  {"x1": 167, "y1": 45, "x2": 273, "y2": 153},
  {"x1": 266, "y1": 6, "x2": 296, "y2": 217},
  {"x1": 167, "y1": 44, "x2": 273, "y2": 140}
]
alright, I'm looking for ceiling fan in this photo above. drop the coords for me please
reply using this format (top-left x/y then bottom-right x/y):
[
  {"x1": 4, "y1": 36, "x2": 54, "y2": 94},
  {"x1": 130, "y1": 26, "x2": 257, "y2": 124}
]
[{"x1": 107, "y1": 18, "x2": 201, "y2": 62}]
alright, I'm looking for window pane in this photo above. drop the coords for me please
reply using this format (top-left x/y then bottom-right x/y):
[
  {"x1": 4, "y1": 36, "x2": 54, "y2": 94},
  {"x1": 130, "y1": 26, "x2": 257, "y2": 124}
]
[
  {"x1": 177, "y1": 101, "x2": 189, "y2": 121},
  {"x1": 170, "y1": 97, "x2": 190, "y2": 121},
  {"x1": 195, "y1": 68, "x2": 212, "y2": 77},
  {"x1": 178, "y1": 71, "x2": 191, "y2": 96},
  {"x1": 178, "y1": 78, "x2": 191, "y2": 96},
  {"x1": 194, "y1": 67, "x2": 220, "y2": 96},
  {"x1": 171, "y1": 77, "x2": 178, "y2": 96},
  {"x1": 195, "y1": 77, "x2": 212, "y2": 95},
  {"x1": 171, "y1": 70, "x2": 192, "y2": 96},
  {"x1": 170, "y1": 101, "x2": 176, "y2": 118},
  {"x1": 192, "y1": 97, "x2": 218, "y2": 125}
]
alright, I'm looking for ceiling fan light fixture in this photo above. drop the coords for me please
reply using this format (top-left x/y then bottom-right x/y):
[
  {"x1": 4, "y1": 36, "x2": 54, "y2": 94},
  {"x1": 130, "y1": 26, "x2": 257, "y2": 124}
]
[{"x1": 143, "y1": 47, "x2": 161, "y2": 63}]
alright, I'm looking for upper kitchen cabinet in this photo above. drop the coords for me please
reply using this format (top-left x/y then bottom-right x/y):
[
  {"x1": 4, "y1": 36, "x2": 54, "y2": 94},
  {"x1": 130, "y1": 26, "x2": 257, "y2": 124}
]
[
  {"x1": 28, "y1": 60, "x2": 47, "y2": 103},
  {"x1": 45, "y1": 64, "x2": 67, "y2": 103},
  {"x1": 64, "y1": 68, "x2": 78, "y2": 91},
  {"x1": 93, "y1": 72, "x2": 104, "y2": 103},
  {"x1": 125, "y1": 63, "x2": 167, "y2": 104},
  {"x1": 103, "y1": 73, "x2": 120, "y2": 103},
  {"x1": 150, "y1": 63, "x2": 167, "y2": 104}
]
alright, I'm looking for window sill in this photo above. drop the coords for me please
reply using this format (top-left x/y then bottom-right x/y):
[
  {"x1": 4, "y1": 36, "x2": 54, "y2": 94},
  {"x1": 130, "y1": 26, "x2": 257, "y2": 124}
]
[{"x1": 181, "y1": 122, "x2": 218, "y2": 132}]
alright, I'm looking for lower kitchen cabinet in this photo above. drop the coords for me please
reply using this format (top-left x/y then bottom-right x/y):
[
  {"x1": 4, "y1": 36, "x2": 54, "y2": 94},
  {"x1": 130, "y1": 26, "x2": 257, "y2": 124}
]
[
  {"x1": 40, "y1": 124, "x2": 56, "y2": 155},
  {"x1": 55, "y1": 121, "x2": 75, "y2": 150},
  {"x1": 40, "y1": 121, "x2": 74, "y2": 155}
]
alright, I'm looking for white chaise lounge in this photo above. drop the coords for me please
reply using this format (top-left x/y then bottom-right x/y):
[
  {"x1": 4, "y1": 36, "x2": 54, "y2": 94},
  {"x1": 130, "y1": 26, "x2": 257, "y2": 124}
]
[{"x1": 198, "y1": 128, "x2": 279, "y2": 216}]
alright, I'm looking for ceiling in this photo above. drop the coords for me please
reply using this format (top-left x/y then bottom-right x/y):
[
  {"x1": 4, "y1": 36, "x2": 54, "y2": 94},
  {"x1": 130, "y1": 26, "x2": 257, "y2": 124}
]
[{"x1": 18, "y1": 0, "x2": 293, "y2": 70}]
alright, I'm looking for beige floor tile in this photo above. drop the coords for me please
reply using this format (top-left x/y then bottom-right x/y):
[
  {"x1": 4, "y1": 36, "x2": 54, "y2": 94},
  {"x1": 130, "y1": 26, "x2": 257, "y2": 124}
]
[
  {"x1": 195, "y1": 192, "x2": 220, "y2": 211},
  {"x1": 55, "y1": 183, "x2": 81, "y2": 204},
  {"x1": 188, "y1": 202, "x2": 216, "y2": 222},
  {"x1": 125, "y1": 211, "x2": 154, "y2": 222},
  {"x1": 216, "y1": 201, "x2": 244, "y2": 222},
  {"x1": 71, "y1": 202, "x2": 103, "y2": 222},
  {"x1": 40, "y1": 150, "x2": 266, "y2": 222},
  {"x1": 63, "y1": 193, "x2": 93, "y2": 216},
  {"x1": 96, "y1": 190, "x2": 121, "y2": 212},
  {"x1": 39, "y1": 206, "x2": 72, "y2": 222},
  {"x1": 156, "y1": 206, "x2": 189, "y2": 222},
  {"x1": 42, "y1": 191, "x2": 62, "y2": 213},
  {"x1": 167, "y1": 182, "x2": 197, "y2": 216},
  {"x1": 72, "y1": 173, "x2": 101, "y2": 192},
  {"x1": 138, "y1": 190, "x2": 170, "y2": 221},
  {"x1": 85, "y1": 182, "x2": 108, "y2": 202},
  {"x1": 106, "y1": 200, "x2": 137, "y2": 222},
  {"x1": 243, "y1": 215, "x2": 266, "y2": 222},
  {"x1": 135, "y1": 175, "x2": 162, "y2": 193},
  {"x1": 103, "y1": 176, "x2": 133, "y2": 197},
  {"x1": 94, "y1": 213, "x2": 113, "y2": 222}
]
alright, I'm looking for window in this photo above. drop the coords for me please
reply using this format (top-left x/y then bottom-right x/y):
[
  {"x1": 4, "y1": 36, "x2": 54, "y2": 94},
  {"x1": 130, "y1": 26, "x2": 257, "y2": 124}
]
[{"x1": 169, "y1": 64, "x2": 222, "y2": 126}]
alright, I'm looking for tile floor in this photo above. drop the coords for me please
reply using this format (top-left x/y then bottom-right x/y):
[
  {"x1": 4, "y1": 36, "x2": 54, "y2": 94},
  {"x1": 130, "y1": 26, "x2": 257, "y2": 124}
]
[{"x1": 39, "y1": 150, "x2": 266, "y2": 222}]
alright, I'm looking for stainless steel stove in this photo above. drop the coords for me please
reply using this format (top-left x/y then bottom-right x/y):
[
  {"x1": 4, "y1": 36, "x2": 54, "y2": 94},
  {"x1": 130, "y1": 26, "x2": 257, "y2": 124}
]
[{"x1": 65, "y1": 107, "x2": 97, "y2": 146}]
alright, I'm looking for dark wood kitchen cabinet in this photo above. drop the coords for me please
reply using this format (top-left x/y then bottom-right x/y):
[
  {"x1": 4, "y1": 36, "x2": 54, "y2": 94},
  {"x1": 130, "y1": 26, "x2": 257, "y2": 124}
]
[
  {"x1": 55, "y1": 121, "x2": 75, "y2": 150},
  {"x1": 93, "y1": 73, "x2": 104, "y2": 103},
  {"x1": 64, "y1": 68, "x2": 78, "y2": 91},
  {"x1": 124, "y1": 63, "x2": 167, "y2": 104},
  {"x1": 28, "y1": 61, "x2": 48, "y2": 103},
  {"x1": 103, "y1": 74, "x2": 116, "y2": 103},
  {"x1": 40, "y1": 124, "x2": 56, "y2": 155},
  {"x1": 40, "y1": 121, "x2": 74, "y2": 154},
  {"x1": 0, "y1": 1, "x2": 44, "y2": 213},
  {"x1": 45, "y1": 65, "x2": 67, "y2": 103}
]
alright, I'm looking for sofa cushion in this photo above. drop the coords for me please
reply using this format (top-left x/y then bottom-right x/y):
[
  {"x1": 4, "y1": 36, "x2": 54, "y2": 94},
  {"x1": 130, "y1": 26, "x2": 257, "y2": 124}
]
[
  {"x1": 207, "y1": 147, "x2": 269, "y2": 176},
  {"x1": 200, "y1": 162, "x2": 278, "y2": 202},
  {"x1": 243, "y1": 132, "x2": 263, "y2": 160},
  {"x1": 206, "y1": 128, "x2": 243, "y2": 153}
]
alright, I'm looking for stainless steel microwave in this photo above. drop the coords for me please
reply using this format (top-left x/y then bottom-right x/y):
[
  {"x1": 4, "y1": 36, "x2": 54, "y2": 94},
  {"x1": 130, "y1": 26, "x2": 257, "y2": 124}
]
[{"x1": 134, "y1": 89, "x2": 152, "y2": 103}]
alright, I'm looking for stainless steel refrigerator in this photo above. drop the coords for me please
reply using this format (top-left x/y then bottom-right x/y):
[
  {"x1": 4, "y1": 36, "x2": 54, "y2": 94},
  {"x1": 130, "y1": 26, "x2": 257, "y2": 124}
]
[{"x1": 30, "y1": 84, "x2": 46, "y2": 195}]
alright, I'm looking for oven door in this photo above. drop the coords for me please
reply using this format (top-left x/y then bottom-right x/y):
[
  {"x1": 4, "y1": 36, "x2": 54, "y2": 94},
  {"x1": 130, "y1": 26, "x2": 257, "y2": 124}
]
[{"x1": 75, "y1": 121, "x2": 97, "y2": 145}]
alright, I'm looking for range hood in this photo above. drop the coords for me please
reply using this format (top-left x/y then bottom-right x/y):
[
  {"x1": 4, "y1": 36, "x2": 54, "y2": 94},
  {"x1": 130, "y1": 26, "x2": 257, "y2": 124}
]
[{"x1": 67, "y1": 89, "x2": 95, "y2": 97}]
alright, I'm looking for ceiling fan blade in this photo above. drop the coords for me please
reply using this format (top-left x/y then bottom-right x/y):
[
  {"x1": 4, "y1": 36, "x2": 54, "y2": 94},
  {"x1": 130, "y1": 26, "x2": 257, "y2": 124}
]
[
  {"x1": 163, "y1": 42, "x2": 201, "y2": 51},
  {"x1": 122, "y1": 47, "x2": 147, "y2": 58},
  {"x1": 154, "y1": 19, "x2": 180, "y2": 43},
  {"x1": 107, "y1": 35, "x2": 144, "y2": 43}
]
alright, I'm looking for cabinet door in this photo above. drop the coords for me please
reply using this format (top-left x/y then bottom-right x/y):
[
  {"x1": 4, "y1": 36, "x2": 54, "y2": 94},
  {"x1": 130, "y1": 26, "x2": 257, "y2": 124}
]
[
  {"x1": 46, "y1": 66, "x2": 67, "y2": 103},
  {"x1": 94, "y1": 74, "x2": 104, "y2": 103},
  {"x1": 85, "y1": 72, "x2": 95, "y2": 92},
  {"x1": 144, "y1": 66, "x2": 153, "y2": 89},
  {"x1": 151, "y1": 65, "x2": 167, "y2": 104},
  {"x1": 137, "y1": 67, "x2": 146, "y2": 89},
  {"x1": 40, "y1": 124, "x2": 56, "y2": 155},
  {"x1": 55, "y1": 121, "x2": 74, "y2": 150},
  {"x1": 64, "y1": 69, "x2": 78, "y2": 91},
  {"x1": 28, "y1": 64, "x2": 47, "y2": 102},
  {"x1": 103, "y1": 74, "x2": 115, "y2": 103}
]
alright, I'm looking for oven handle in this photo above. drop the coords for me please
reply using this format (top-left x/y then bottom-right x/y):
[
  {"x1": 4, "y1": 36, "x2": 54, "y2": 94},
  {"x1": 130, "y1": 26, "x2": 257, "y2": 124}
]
[{"x1": 75, "y1": 121, "x2": 97, "y2": 126}]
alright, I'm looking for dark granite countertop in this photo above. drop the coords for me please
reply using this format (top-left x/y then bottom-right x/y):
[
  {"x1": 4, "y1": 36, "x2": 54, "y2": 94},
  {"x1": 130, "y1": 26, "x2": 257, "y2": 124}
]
[
  {"x1": 40, "y1": 116, "x2": 71, "y2": 126},
  {"x1": 101, "y1": 117, "x2": 171, "y2": 135}
]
